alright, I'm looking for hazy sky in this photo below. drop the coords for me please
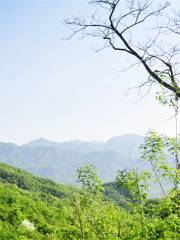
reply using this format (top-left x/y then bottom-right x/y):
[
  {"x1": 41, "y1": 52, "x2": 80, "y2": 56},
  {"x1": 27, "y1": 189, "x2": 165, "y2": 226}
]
[{"x1": 0, "y1": 0, "x2": 180, "y2": 144}]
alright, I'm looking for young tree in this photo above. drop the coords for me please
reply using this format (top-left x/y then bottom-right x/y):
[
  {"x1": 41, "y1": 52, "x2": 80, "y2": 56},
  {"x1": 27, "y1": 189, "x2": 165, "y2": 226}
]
[
  {"x1": 76, "y1": 164, "x2": 104, "y2": 195},
  {"x1": 140, "y1": 130, "x2": 180, "y2": 190},
  {"x1": 116, "y1": 168, "x2": 150, "y2": 238}
]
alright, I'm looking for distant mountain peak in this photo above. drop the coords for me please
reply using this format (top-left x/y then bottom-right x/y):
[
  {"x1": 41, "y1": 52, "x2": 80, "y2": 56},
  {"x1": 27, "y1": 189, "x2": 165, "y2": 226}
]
[
  {"x1": 23, "y1": 138, "x2": 60, "y2": 148},
  {"x1": 0, "y1": 133, "x2": 146, "y2": 184},
  {"x1": 107, "y1": 133, "x2": 144, "y2": 143}
]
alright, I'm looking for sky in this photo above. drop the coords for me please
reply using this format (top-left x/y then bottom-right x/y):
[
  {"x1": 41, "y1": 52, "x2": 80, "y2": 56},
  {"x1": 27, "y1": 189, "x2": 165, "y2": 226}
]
[{"x1": 0, "y1": 0, "x2": 180, "y2": 144}]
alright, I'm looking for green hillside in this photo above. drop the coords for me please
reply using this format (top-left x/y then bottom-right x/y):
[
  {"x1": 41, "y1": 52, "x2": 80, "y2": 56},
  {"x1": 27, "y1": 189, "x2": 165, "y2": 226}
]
[
  {"x1": 0, "y1": 182, "x2": 68, "y2": 239},
  {"x1": 0, "y1": 162, "x2": 128, "y2": 239},
  {"x1": 0, "y1": 162, "x2": 179, "y2": 239},
  {"x1": 0, "y1": 162, "x2": 74, "y2": 198},
  {"x1": 104, "y1": 182, "x2": 130, "y2": 207},
  {"x1": 0, "y1": 163, "x2": 77, "y2": 239}
]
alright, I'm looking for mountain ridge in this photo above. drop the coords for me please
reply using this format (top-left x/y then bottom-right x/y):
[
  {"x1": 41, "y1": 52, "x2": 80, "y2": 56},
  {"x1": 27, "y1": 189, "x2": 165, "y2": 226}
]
[
  {"x1": 0, "y1": 134, "x2": 144, "y2": 184},
  {"x1": 22, "y1": 133, "x2": 144, "y2": 148}
]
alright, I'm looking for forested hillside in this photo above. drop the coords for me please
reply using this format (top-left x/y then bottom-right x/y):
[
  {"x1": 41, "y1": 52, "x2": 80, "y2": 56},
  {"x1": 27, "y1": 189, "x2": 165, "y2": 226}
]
[
  {"x1": 0, "y1": 144, "x2": 179, "y2": 240},
  {"x1": 0, "y1": 162, "x2": 74, "y2": 198},
  {"x1": 0, "y1": 162, "x2": 130, "y2": 239}
]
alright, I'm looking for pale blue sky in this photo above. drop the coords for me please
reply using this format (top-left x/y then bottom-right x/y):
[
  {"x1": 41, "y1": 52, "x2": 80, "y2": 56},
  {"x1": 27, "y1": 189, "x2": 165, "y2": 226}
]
[{"x1": 0, "y1": 0, "x2": 179, "y2": 144}]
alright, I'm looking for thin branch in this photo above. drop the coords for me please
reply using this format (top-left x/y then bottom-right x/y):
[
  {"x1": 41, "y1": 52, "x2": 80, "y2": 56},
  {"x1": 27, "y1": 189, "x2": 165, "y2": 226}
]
[{"x1": 65, "y1": 0, "x2": 180, "y2": 99}]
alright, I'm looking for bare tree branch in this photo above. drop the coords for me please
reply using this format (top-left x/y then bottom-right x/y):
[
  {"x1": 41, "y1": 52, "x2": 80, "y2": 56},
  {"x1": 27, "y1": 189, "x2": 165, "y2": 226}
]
[{"x1": 65, "y1": 0, "x2": 180, "y2": 99}]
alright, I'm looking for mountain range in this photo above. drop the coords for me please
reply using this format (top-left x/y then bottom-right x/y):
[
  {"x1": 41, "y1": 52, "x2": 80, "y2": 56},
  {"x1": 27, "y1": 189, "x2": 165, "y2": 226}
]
[{"x1": 0, "y1": 134, "x2": 144, "y2": 184}]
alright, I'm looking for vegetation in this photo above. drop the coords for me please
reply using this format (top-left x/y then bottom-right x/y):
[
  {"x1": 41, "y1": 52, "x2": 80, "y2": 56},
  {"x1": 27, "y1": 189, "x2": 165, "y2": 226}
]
[
  {"x1": 0, "y1": 162, "x2": 74, "y2": 198},
  {"x1": 63, "y1": 2, "x2": 180, "y2": 237},
  {"x1": 1, "y1": 1, "x2": 180, "y2": 237},
  {"x1": 0, "y1": 130, "x2": 179, "y2": 239}
]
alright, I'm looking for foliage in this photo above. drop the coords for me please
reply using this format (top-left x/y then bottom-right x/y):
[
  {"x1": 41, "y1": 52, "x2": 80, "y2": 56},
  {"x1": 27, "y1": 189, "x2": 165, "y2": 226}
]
[
  {"x1": 0, "y1": 162, "x2": 74, "y2": 198},
  {"x1": 77, "y1": 164, "x2": 104, "y2": 195},
  {"x1": 103, "y1": 181, "x2": 130, "y2": 207},
  {"x1": 0, "y1": 135, "x2": 180, "y2": 240}
]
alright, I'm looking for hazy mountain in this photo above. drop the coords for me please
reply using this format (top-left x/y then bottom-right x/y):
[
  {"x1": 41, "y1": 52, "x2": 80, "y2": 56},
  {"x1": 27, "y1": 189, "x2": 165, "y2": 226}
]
[
  {"x1": 0, "y1": 134, "x2": 144, "y2": 184},
  {"x1": 23, "y1": 137, "x2": 61, "y2": 148},
  {"x1": 24, "y1": 138, "x2": 103, "y2": 154},
  {"x1": 105, "y1": 134, "x2": 144, "y2": 152}
]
